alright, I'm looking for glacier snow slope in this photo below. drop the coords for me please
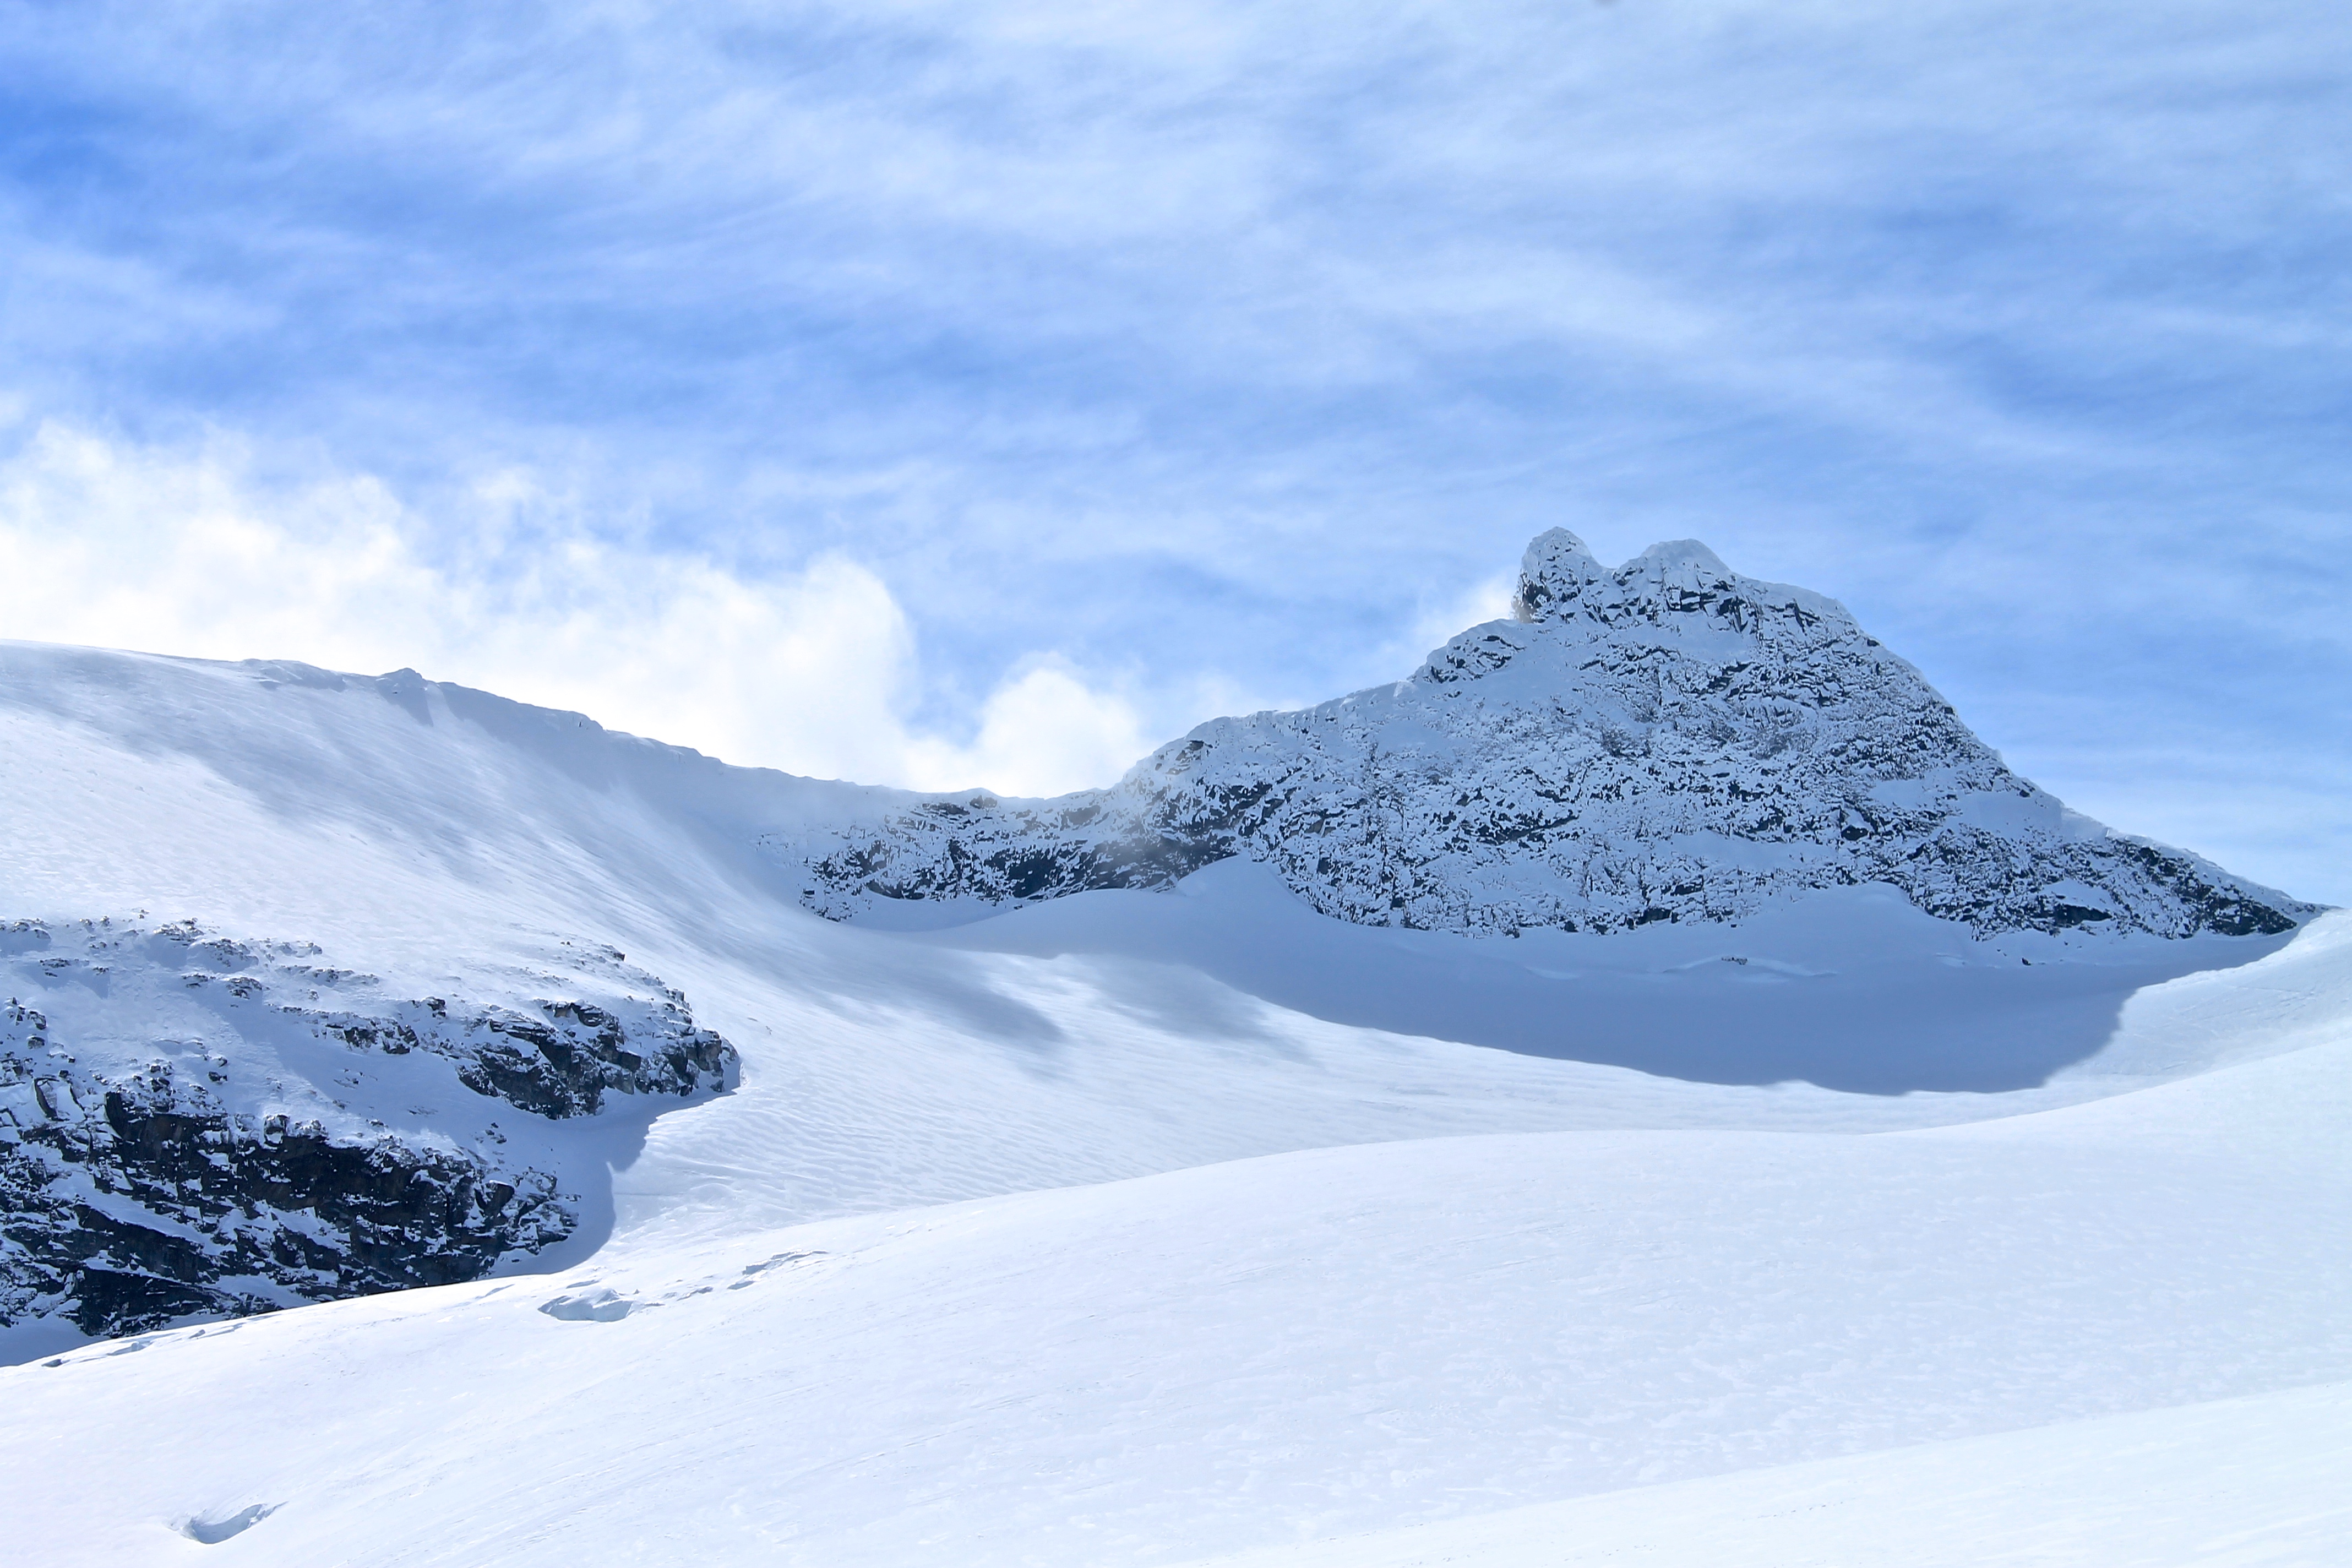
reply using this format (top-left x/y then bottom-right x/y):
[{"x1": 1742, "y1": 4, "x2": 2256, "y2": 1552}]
[
  {"x1": 2, "y1": 948, "x2": 2348, "y2": 1566},
  {"x1": 1188, "y1": 1380, "x2": 2352, "y2": 1568},
  {"x1": 0, "y1": 640, "x2": 2345, "y2": 1563}
]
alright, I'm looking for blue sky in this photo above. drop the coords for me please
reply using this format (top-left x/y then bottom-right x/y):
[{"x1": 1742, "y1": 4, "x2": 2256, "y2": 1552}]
[{"x1": 1, "y1": 0, "x2": 2346, "y2": 902}]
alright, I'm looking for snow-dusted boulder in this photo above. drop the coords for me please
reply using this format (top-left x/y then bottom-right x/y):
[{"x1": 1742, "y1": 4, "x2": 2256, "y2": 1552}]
[{"x1": 780, "y1": 531, "x2": 2310, "y2": 939}]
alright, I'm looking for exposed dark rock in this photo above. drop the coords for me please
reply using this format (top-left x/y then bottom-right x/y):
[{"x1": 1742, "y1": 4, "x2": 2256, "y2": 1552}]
[{"x1": 1, "y1": 921, "x2": 736, "y2": 1344}]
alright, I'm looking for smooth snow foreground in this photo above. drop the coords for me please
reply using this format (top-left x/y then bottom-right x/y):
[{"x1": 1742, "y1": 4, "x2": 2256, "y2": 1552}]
[{"x1": 0, "y1": 642, "x2": 2346, "y2": 1565}]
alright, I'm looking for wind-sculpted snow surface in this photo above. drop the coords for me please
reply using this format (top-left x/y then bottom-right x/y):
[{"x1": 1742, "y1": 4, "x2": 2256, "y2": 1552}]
[
  {"x1": 783, "y1": 531, "x2": 2310, "y2": 939},
  {"x1": 6, "y1": 922, "x2": 2349, "y2": 1567},
  {"x1": 0, "y1": 917, "x2": 733, "y2": 1341},
  {"x1": 0, "y1": 619, "x2": 2342, "y2": 1565}
]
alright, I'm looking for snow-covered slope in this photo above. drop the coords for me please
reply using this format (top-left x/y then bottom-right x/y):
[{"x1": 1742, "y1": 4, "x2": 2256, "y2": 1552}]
[
  {"x1": 1, "y1": 919, "x2": 2346, "y2": 1564},
  {"x1": 0, "y1": 580, "x2": 2339, "y2": 1565},
  {"x1": 1190, "y1": 1380, "x2": 2352, "y2": 1568},
  {"x1": 786, "y1": 532, "x2": 2310, "y2": 939}
]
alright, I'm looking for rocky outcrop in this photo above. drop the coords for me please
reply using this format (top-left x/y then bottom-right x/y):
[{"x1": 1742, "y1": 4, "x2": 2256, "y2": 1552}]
[
  {"x1": 1, "y1": 919, "x2": 734, "y2": 1341},
  {"x1": 776, "y1": 531, "x2": 2311, "y2": 940},
  {"x1": 302, "y1": 992, "x2": 732, "y2": 1120}
]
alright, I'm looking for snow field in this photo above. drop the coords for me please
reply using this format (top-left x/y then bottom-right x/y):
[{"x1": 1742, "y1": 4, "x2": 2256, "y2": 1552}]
[
  {"x1": 4, "y1": 989, "x2": 2348, "y2": 1564},
  {"x1": 1186, "y1": 1379, "x2": 2352, "y2": 1567},
  {"x1": 3, "y1": 641, "x2": 2346, "y2": 1564}
]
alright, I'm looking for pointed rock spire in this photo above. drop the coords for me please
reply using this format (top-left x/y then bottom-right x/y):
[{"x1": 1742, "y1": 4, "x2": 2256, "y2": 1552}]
[{"x1": 1512, "y1": 529, "x2": 1607, "y2": 622}]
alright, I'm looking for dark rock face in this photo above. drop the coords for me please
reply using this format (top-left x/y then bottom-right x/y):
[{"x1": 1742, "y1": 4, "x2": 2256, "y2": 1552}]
[
  {"x1": 789, "y1": 793, "x2": 1232, "y2": 913},
  {"x1": 306, "y1": 993, "x2": 733, "y2": 1120},
  {"x1": 777, "y1": 532, "x2": 2312, "y2": 940},
  {"x1": 1, "y1": 920, "x2": 736, "y2": 1343},
  {"x1": 2, "y1": 1031, "x2": 568, "y2": 1336}
]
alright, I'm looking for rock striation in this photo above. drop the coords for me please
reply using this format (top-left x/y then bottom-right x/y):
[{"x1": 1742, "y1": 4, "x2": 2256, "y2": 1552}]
[
  {"x1": 1, "y1": 918, "x2": 733, "y2": 1341},
  {"x1": 778, "y1": 531, "x2": 2310, "y2": 940}
]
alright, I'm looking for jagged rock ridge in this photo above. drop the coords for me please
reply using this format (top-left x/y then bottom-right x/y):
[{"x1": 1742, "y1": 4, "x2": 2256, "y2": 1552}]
[
  {"x1": 1, "y1": 918, "x2": 734, "y2": 1341},
  {"x1": 777, "y1": 531, "x2": 2310, "y2": 939}
]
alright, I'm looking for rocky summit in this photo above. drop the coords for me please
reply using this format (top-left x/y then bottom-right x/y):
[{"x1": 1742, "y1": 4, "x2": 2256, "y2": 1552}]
[{"x1": 780, "y1": 530, "x2": 2310, "y2": 940}]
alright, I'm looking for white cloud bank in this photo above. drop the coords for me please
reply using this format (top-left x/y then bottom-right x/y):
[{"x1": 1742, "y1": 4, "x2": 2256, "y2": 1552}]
[{"x1": 0, "y1": 420, "x2": 1151, "y2": 798}]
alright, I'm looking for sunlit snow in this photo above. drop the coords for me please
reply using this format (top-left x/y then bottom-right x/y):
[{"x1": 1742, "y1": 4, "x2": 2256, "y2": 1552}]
[{"x1": 0, "y1": 613, "x2": 2343, "y2": 1565}]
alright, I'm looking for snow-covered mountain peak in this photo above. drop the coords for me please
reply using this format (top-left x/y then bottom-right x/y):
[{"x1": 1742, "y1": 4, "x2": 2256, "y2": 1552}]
[{"x1": 783, "y1": 533, "x2": 2311, "y2": 941}]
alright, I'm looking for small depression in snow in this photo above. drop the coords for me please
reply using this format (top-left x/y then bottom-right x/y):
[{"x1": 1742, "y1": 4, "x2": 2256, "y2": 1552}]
[
  {"x1": 728, "y1": 1250, "x2": 825, "y2": 1288},
  {"x1": 181, "y1": 1502, "x2": 279, "y2": 1543},
  {"x1": 1660, "y1": 954, "x2": 1833, "y2": 978}
]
